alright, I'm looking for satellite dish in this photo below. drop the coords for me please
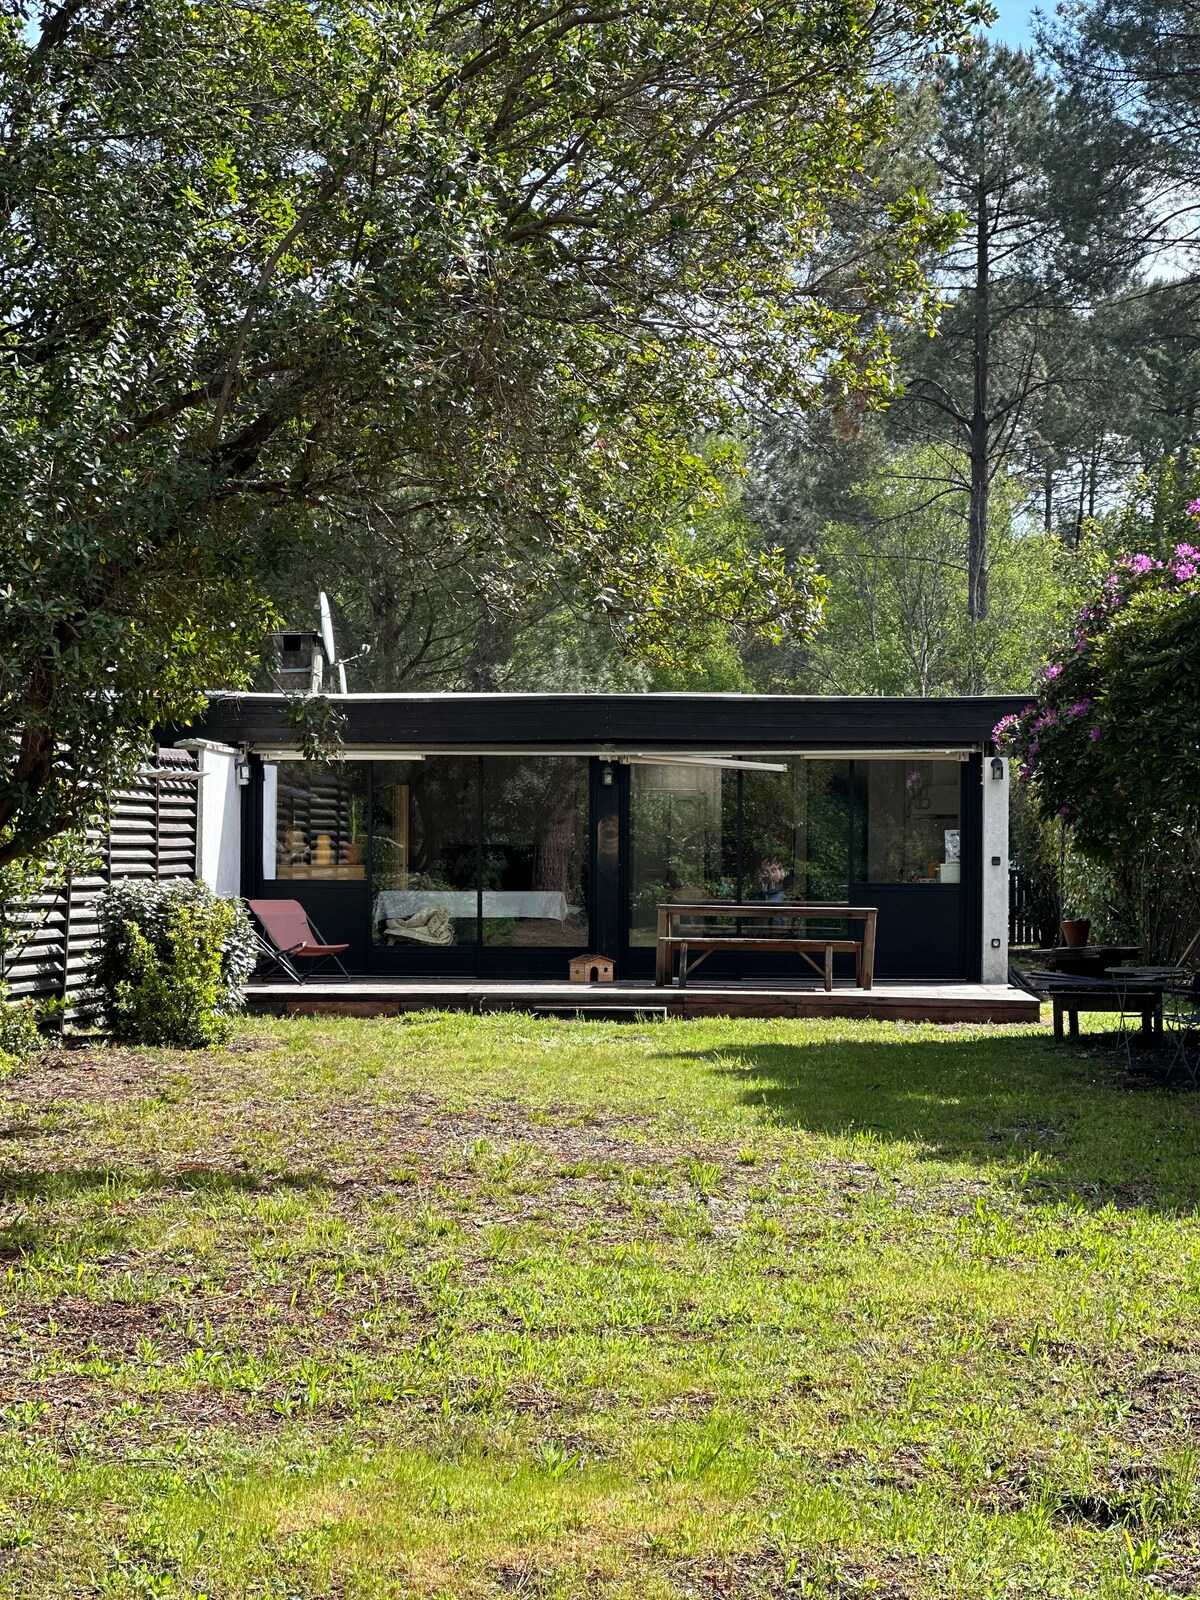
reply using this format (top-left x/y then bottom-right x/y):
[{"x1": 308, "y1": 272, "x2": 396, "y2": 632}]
[
  {"x1": 318, "y1": 591, "x2": 337, "y2": 664},
  {"x1": 317, "y1": 591, "x2": 348, "y2": 694}
]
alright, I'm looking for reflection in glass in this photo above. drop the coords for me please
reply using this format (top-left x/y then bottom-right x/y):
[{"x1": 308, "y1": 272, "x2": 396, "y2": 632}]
[
  {"x1": 371, "y1": 759, "x2": 478, "y2": 946},
  {"x1": 739, "y1": 760, "x2": 852, "y2": 904},
  {"x1": 482, "y1": 757, "x2": 589, "y2": 946},
  {"x1": 861, "y1": 760, "x2": 961, "y2": 883},
  {"x1": 271, "y1": 763, "x2": 367, "y2": 881},
  {"x1": 628, "y1": 763, "x2": 737, "y2": 947}
]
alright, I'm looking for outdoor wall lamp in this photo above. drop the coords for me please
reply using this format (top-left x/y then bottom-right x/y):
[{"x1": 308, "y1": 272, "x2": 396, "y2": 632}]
[
  {"x1": 601, "y1": 762, "x2": 615, "y2": 787},
  {"x1": 990, "y1": 756, "x2": 1005, "y2": 780},
  {"x1": 235, "y1": 755, "x2": 253, "y2": 787}
]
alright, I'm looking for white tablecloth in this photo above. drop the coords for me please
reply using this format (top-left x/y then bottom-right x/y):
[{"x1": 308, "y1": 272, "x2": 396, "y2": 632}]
[{"x1": 374, "y1": 889, "x2": 576, "y2": 923}]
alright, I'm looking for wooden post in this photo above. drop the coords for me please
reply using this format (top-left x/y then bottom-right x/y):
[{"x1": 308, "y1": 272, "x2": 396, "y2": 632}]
[{"x1": 860, "y1": 909, "x2": 876, "y2": 991}]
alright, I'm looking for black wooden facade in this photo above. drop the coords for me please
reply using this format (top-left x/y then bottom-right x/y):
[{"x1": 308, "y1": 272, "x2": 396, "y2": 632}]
[
  {"x1": 190, "y1": 692, "x2": 1025, "y2": 984},
  {"x1": 199, "y1": 691, "x2": 1024, "y2": 752}
]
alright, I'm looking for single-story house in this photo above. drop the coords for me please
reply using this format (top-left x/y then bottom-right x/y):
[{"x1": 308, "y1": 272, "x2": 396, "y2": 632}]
[{"x1": 182, "y1": 692, "x2": 1022, "y2": 987}]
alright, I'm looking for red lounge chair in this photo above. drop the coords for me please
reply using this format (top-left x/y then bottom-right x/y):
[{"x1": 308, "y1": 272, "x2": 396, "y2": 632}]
[{"x1": 249, "y1": 899, "x2": 350, "y2": 984}]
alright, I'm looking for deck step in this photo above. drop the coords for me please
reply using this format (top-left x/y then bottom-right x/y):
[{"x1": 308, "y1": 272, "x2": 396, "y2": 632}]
[{"x1": 245, "y1": 980, "x2": 1039, "y2": 1025}]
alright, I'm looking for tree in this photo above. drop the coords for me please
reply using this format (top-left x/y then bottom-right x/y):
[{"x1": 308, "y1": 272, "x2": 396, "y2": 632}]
[
  {"x1": 894, "y1": 41, "x2": 1142, "y2": 617},
  {"x1": 1044, "y1": 0, "x2": 1200, "y2": 279},
  {"x1": 804, "y1": 447, "x2": 1071, "y2": 694},
  {"x1": 0, "y1": 0, "x2": 977, "y2": 868},
  {"x1": 1019, "y1": 284, "x2": 1200, "y2": 543},
  {"x1": 270, "y1": 442, "x2": 809, "y2": 691}
]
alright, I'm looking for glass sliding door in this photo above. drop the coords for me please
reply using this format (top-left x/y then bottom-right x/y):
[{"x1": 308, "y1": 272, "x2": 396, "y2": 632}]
[
  {"x1": 366, "y1": 755, "x2": 591, "y2": 973},
  {"x1": 624, "y1": 756, "x2": 967, "y2": 981},
  {"x1": 480, "y1": 757, "x2": 590, "y2": 966},
  {"x1": 627, "y1": 762, "x2": 737, "y2": 949},
  {"x1": 370, "y1": 758, "x2": 480, "y2": 961},
  {"x1": 255, "y1": 761, "x2": 371, "y2": 970},
  {"x1": 848, "y1": 758, "x2": 966, "y2": 979}
]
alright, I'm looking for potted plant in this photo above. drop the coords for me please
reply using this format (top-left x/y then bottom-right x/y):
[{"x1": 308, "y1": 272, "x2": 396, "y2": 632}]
[{"x1": 1060, "y1": 914, "x2": 1091, "y2": 948}]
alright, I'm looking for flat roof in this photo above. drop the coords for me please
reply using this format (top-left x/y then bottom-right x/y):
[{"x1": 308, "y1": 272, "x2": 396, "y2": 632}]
[{"x1": 194, "y1": 691, "x2": 1027, "y2": 752}]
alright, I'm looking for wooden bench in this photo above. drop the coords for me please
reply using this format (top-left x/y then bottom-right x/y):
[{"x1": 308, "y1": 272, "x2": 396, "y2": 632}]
[
  {"x1": 655, "y1": 902, "x2": 877, "y2": 992},
  {"x1": 1043, "y1": 978, "x2": 1163, "y2": 1041}
]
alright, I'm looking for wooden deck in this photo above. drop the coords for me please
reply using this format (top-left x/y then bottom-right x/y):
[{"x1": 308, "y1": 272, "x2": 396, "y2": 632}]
[{"x1": 245, "y1": 977, "x2": 1040, "y2": 1025}]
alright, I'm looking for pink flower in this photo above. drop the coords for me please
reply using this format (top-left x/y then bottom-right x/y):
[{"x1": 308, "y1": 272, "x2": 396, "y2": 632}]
[
  {"x1": 1065, "y1": 699, "x2": 1093, "y2": 719},
  {"x1": 1088, "y1": 726, "x2": 1102, "y2": 742},
  {"x1": 1043, "y1": 662, "x2": 1063, "y2": 681}
]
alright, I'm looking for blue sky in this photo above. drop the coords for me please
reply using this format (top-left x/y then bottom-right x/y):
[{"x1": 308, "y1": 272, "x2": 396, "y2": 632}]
[{"x1": 988, "y1": 0, "x2": 1039, "y2": 49}]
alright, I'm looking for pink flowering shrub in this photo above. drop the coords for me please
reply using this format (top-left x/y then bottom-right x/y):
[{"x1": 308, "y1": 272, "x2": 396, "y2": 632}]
[{"x1": 995, "y1": 536, "x2": 1200, "y2": 859}]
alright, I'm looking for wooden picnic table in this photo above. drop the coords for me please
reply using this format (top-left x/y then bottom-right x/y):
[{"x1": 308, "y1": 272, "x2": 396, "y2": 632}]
[
  {"x1": 655, "y1": 901, "x2": 877, "y2": 992},
  {"x1": 1042, "y1": 966, "x2": 1182, "y2": 1041}
]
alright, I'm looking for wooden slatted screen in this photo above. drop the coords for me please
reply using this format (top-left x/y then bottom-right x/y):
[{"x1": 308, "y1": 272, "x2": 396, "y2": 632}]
[{"x1": 0, "y1": 748, "x2": 200, "y2": 1015}]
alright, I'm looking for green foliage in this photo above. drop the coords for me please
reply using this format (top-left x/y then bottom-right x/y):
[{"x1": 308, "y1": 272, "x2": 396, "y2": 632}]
[
  {"x1": 1108, "y1": 452, "x2": 1200, "y2": 560},
  {"x1": 998, "y1": 537, "x2": 1200, "y2": 958},
  {"x1": 0, "y1": 983, "x2": 44, "y2": 1073},
  {"x1": 92, "y1": 881, "x2": 257, "y2": 1046},
  {"x1": 1, "y1": 0, "x2": 975, "y2": 862},
  {"x1": 807, "y1": 448, "x2": 1073, "y2": 694}
]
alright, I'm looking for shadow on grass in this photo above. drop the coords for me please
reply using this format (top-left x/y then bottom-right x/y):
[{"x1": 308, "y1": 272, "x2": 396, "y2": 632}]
[
  {"x1": 659, "y1": 1029, "x2": 1200, "y2": 1211},
  {"x1": 0, "y1": 1163, "x2": 325, "y2": 1204}
]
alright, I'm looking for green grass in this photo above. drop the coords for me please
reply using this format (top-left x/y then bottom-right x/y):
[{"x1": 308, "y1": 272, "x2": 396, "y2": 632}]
[{"x1": 1, "y1": 1012, "x2": 1199, "y2": 1598}]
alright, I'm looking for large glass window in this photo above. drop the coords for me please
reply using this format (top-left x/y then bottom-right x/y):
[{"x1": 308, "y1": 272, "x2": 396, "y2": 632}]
[
  {"x1": 481, "y1": 757, "x2": 589, "y2": 947},
  {"x1": 859, "y1": 760, "x2": 961, "y2": 884},
  {"x1": 371, "y1": 758, "x2": 478, "y2": 947},
  {"x1": 628, "y1": 763, "x2": 737, "y2": 947},
  {"x1": 270, "y1": 763, "x2": 367, "y2": 881},
  {"x1": 741, "y1": 760, "x2": 852, "y2": 904},
  {"x1": 627, "y1": 755, "x2": 962, "y2": 946},
  {"x1": 368, "y1": 756, "x2": 591, "y2": 949}
]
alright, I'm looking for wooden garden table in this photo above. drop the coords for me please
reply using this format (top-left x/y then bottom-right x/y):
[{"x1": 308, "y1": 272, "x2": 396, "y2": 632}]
[{"x1": 654, "y1": 901, "x2": 877, "y2": 991}]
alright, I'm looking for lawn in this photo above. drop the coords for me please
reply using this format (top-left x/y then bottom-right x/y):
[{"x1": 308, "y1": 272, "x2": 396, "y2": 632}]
[{"x1": 1, "y1": 1012, "x2": 1199, "y2": 1599}]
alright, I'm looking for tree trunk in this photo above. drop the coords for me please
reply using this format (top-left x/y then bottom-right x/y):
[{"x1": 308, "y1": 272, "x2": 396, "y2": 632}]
[{"x1": 968, "y1": 176, "x2": 990, "y2": 624}]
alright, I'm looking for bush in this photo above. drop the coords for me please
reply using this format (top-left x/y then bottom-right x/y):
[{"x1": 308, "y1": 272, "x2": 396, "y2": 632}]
[
  {"x1": 0, "y1": 983, "x2": 45, "y2": 1072},
  {"x1": 92, "y1": 880, "x2": 257, "y2": 1046},
  {"x1": 997, "y1": 537, "x2": 1200, "y2": 962}
]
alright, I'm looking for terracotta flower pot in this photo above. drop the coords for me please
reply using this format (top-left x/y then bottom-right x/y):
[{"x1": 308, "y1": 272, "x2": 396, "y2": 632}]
[{"x1": 1060, "y1": 917, "x2": 1091, "y2": 949}]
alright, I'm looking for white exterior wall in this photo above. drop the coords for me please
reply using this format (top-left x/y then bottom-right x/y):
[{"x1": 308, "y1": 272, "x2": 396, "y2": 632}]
[
  {"x1": 981, "y1": 755, "x2": 1010, "y2": 983},
  {"x1": 176, "y1": 741, "x2": 242, "y2": 897}
]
